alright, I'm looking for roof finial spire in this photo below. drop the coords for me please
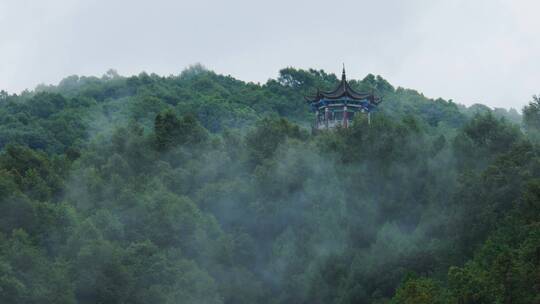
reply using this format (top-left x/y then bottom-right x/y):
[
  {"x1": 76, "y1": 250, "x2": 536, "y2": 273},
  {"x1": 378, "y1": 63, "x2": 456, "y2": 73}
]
[{"x1": 342, "y1": 63, "x2": 346, "y2": 81}]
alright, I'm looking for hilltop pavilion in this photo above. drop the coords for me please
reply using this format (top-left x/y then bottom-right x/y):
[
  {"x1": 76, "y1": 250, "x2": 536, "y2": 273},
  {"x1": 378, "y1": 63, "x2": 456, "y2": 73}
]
[{"x1": 305, "y1": 67, "x2": 381, "y2": 129}]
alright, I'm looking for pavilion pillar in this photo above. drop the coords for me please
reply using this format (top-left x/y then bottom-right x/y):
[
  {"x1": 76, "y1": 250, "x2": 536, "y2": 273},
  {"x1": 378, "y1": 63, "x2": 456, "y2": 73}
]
[
  {"x1": 325, "y1": 107, "x2": 329, "y2": 129},
  {"x1": 343, "y1": 106, "x2": 348, "y2": 128}
]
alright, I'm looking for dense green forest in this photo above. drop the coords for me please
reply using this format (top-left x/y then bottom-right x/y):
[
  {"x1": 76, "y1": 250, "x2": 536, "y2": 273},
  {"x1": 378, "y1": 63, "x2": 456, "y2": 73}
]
[{"x1": 0, "y1": 65, "x2": 538, "y2": 303}]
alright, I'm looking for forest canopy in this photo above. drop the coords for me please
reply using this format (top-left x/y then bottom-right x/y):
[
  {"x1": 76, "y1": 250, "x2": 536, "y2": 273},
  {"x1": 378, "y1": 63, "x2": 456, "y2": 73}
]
[{"x1": 0, "y1": 66, "x2": 538, "y2": 304}]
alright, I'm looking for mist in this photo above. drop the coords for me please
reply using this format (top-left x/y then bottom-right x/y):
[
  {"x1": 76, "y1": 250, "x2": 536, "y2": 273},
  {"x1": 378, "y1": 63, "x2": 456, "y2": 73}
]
[{"x1": 0, "y1": 66, "x2": 538, "y2": 303}]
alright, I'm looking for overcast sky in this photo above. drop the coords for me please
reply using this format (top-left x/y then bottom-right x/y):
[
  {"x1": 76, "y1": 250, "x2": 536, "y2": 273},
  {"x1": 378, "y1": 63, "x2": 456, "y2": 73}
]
[{"x1": 1, "y1": 0, "x2": 539, "y2": 109}]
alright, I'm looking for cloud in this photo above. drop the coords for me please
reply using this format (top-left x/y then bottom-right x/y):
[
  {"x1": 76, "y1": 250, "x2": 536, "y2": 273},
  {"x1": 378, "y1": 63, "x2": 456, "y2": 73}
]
[{"x1": 0, "y1": 0, "x2": 538, "y2": 109}]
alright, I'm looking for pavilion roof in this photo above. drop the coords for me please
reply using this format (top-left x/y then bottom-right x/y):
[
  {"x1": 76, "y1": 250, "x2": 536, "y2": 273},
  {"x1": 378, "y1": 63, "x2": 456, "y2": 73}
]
[{"x1": 305, "y1": 67, "x2": 381, "y2": 105}]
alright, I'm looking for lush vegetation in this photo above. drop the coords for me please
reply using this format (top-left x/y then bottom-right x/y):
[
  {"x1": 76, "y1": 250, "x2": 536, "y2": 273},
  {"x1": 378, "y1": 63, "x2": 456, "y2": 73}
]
[{"x1": 0, "y1": 65, "x2": 537, "y2": 303}]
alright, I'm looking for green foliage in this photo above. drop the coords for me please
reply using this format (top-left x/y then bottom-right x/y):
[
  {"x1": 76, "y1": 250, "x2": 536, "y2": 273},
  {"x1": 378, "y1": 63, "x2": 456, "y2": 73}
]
[
  {"x1": 245, "y1": 117, "x2": 306, "y2": 166},
  {"x1": 453, "y1": 112, "x2": 522, "y2": 170},
  {"x1": 523, "y1": 95, "x2": 540, "y2": 142},
  {"x1": 154, "y1": 110, "x2": 208, "y2": 151},
  {"x1": 0, "y1": 67, "x2": 535, "y2": 304},
  {"x1": 0, "y1": 230, "x2": 75, "y2": 304},
  {"x1": 392, "y1": 277, "x2": 447, "y2": 304},
  {"x1": 0, "y1": 144, "x2": 65, "y2": 201}
]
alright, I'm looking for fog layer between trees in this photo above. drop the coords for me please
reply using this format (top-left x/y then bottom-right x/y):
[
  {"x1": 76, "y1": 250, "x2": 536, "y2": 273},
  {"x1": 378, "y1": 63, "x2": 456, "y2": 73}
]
[{"x1": 0, "y1": 67, "x2": 538, "y2": 303}]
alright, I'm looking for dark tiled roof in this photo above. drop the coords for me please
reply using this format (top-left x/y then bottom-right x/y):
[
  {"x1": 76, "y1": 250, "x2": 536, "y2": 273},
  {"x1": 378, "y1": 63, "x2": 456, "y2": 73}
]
[{"x1": 306, "y1": 68, "x2": 381, "y2": 105}]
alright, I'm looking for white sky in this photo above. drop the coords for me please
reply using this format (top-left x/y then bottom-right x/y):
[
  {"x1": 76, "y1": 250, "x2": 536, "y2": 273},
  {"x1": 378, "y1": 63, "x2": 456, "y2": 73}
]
[{"x1": 1, "y1": 0, "x2": 539, "y2": 109}]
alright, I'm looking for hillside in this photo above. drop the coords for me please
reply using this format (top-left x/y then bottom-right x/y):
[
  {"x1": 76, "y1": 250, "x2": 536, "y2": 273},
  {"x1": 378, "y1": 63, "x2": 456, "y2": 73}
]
[{"x1": 0, "y1": 66, "x2": 538, "y2": 304}]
